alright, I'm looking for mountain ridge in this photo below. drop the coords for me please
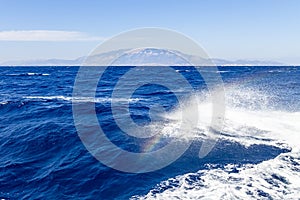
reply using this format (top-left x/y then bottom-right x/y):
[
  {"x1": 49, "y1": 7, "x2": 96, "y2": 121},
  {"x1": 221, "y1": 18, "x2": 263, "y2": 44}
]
[{"x1": 0, "y1": 48, "x2": 285, "y2": 66}]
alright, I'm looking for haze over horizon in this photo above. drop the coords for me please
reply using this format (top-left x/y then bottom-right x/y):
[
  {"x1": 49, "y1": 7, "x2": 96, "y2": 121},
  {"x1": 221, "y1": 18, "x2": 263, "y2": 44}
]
[{"x1": 1, "y1": 0, "x2": 300, "y2": 65}]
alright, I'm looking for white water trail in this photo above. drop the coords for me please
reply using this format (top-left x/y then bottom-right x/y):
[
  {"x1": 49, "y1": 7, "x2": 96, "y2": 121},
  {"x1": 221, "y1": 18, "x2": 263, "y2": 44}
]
[{"x1": 133, "y1": 85, "x2": 300, "y2": 199}]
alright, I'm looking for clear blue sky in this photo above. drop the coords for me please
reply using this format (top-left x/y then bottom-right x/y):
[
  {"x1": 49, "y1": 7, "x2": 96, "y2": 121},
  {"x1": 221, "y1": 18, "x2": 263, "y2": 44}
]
[{"x1": 1, "y1": 0, "x2": 300, "y2": 64}]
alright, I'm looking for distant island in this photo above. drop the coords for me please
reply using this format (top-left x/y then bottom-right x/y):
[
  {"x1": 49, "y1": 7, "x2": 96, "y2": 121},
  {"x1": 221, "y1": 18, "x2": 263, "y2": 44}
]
[{"x1": 0, "y1": 48, "x2": 285, "y2": 66}]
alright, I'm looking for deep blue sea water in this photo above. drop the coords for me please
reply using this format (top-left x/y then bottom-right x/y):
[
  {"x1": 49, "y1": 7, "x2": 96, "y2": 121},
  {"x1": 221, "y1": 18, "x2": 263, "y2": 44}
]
[{"x1": 0, "y1": 66, "x2": 299, "y2": 199}]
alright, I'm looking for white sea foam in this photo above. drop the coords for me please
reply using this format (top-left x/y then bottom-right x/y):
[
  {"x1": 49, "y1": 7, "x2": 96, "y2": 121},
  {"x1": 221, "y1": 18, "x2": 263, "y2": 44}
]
[
  {"x1": 27, "y1": 73, "x2": 36, "y2": 76},
  {"x1": 23, "y1": 95, "x2": 140, "y2": 103},
  {"x1": 27, "y1": 72, "x2": 49, "y2": 76},
  {"x1": 5, "y1": 73, "x2": 50, "y2": 76},
  {"x1": 133, "y1": 151, "x2": 300, "y2": 199},
  {"x1": 132, "y1": 85, "x2": 300, "y2": 199},
  {"x1": 146, "y1": 87, "x2": 300, "y2": 148}
]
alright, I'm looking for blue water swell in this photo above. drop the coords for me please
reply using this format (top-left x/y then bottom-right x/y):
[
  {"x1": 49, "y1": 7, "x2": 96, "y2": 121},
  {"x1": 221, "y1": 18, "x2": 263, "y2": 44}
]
[{"x1": 0, "y1": 66, "x2": 299, "y2": 199}]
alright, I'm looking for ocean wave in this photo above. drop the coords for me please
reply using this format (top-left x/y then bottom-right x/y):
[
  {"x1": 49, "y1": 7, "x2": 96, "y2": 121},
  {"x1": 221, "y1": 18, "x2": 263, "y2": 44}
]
[
  {"x1": 4, "y1": 73, "x2": 50, "y2": 76},
  {"x1": 148, "y1": 85, "x2": 300, "y2": 146},
  {"x1": 132, "y1": 85, "x2": 300, "y2": 199},
  {"x1": 132, "y1": 105, "x2": 300, "y2": 199},
  {"x1": 132, "y1": 151, "x2": 300, "y2": 199},
  {"x1": 0, "y1": 101, "x2": 8, "y2": 105},
  {"x1": 23, "y1": 95, "x2": 140, "y2": 103}
]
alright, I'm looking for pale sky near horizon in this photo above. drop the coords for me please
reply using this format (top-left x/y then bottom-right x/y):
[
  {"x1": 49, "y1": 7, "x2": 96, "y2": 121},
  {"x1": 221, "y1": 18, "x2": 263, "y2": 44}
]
[{"x1": 0, "y1": 0, "x2": 300, "y2": 64}]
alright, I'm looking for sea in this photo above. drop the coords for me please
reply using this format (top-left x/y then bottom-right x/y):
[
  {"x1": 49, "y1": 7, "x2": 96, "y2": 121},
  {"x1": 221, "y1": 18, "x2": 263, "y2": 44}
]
[{"x1": 0, "y1": 66, "x2": 299, "y2": 199}]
